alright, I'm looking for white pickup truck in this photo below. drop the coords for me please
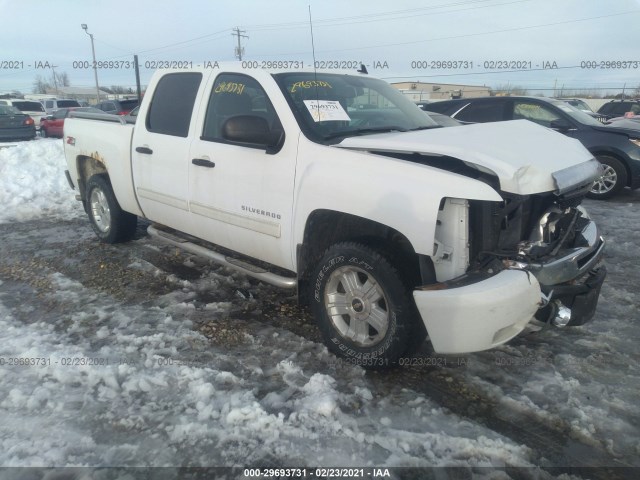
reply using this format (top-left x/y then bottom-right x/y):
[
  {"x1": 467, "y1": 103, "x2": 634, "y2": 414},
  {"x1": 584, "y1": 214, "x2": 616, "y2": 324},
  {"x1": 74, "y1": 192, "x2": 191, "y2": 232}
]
[{"x1": 63, "y1": 65, "x2": 606, "y2": 368}]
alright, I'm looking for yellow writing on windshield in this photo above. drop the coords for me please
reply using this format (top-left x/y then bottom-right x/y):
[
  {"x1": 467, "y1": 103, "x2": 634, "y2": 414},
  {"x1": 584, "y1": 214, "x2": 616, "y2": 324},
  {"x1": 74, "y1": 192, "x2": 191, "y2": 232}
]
[
  {"x1": 214, "y1": 82, "x2": 246, "y2": 95},
  {"x1": 290, "y1": 80, "x2": 332, "y2": 93}
]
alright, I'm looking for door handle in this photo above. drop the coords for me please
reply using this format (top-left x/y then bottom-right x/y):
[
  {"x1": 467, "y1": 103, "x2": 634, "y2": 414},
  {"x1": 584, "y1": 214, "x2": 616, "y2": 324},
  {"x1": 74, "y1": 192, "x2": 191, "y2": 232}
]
[
  {"x1": 192, "y1": 158, "x2": 216, "y2": 168},
  {"x1": 135, "y1": 146, "x2": 153, "y2": 154}
]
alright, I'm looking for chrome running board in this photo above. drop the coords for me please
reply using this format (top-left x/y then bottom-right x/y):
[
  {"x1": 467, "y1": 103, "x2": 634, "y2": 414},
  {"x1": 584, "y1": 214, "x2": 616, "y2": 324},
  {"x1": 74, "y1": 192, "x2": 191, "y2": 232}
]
[{"x1": 147, "y1": 224, "x2": 297, "y2": 289}]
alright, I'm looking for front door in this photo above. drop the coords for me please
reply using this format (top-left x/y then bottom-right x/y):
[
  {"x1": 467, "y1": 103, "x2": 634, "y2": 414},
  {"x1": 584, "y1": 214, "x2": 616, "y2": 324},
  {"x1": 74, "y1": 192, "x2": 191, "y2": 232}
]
[{"x1": 187, "y1": 72, "x2": 297, "y2": 270}]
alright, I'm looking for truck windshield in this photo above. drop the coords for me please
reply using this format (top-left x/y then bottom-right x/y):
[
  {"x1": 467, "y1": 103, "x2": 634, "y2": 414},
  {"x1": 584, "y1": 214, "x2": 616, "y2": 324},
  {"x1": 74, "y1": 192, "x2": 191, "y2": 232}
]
[{"x1": 273, "y1": 72, "x2": 438, "y2": 143}]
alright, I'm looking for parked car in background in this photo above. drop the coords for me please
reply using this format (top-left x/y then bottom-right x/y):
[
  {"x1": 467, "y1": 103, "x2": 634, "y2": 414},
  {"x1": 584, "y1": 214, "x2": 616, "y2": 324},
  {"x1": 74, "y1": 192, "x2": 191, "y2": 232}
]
[
  {"x1": 0, "y1": 105, "x2": 36, "y2": 141},
  {"x1": 606, "y1": 116, "x2": 640, "y2": 129},
  {"x1": 0, "y1": 99, "x2": 47, "y2": 131},
  {"x1": 427, "y1": 96, "x2": 640, "y2": 199},
  {"x1": 556, "y1": 98, "x2": 606, "y2": 123},
  {"x1": 41, "y1": 99, "x2": 82, "y2": 114},
  {"x1": 423, "y1": 110, "x2": 462, "y2": 127},
  {"x1": 40, "y1": 107, "x2": 102, "y2": 138},
  {"x1": 123, "y1": 106, "x2": 139, "y2": 123},
  {"x1": 95, "y1": 99, "x2": 139, "y2": 116},
  {"x1": 557, "y1": 98, "x2": 593, "y2": 113},
  {"x1": 597, "y1": 99, "x2": 640, "y2": 120}
]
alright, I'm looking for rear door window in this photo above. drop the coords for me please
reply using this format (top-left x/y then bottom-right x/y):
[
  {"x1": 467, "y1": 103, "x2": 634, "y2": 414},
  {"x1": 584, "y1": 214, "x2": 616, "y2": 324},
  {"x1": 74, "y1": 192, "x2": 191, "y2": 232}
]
[
  {"x1": 146, "y1": 72, "x2": 202, "y2": 137},
  {"x1": 613, "y1": 102, "x2": 638, "y2": 116},
  {"x1": 454, "y1": 101, "x2": 507, "y2": 122}
]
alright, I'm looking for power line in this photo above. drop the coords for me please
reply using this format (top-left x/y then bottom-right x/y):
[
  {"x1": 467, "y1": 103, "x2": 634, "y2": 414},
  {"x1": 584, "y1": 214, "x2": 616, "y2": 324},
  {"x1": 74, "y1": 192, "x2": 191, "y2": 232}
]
[
  {"x1": 263, "y1": 9, "x2": 640, "y2": 56},
  {"x1": 64, "y1": 0, "x2": 529, "y2": 61},
  {"x1": 242, "y1": 0, "x2": 530, "y2": 31},
  {"x1": 232, "y1": 27, "x2": 249, "y2": 61}
]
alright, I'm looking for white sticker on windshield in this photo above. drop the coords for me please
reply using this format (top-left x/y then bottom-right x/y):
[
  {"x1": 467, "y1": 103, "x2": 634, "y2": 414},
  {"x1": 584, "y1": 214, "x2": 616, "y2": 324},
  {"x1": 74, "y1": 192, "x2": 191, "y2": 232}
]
[
  {"x1": 303, "y1": 100, "x2": 351, "y2": 122},
  {"x1": 557, "y1": 105, "x2": 573, "y2": 112}
]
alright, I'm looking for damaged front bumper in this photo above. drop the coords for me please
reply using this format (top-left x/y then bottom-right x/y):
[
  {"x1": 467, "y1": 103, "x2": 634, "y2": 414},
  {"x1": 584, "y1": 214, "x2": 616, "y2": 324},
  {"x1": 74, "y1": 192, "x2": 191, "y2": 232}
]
[
  {"x1": 528, "y1": 213, "x2": 606, "y2": 327},
  {"x1": 413, "y1": 216, "x2": 606, "y2": 354},
  {"x1": 413, "y1": 269, "x2": 541, "y2": 354}
]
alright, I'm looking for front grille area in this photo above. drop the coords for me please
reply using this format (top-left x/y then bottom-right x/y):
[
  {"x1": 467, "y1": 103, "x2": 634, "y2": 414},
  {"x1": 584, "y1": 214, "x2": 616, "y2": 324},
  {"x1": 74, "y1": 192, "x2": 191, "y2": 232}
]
[{"x1": 468, "y1": 188, "x2": 588, "y2": 266}]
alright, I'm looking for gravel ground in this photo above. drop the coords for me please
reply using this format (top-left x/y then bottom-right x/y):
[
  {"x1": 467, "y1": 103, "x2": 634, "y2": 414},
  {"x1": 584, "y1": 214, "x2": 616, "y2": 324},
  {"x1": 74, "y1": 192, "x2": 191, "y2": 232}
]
[{"x1": 1, "y1": 191, "x2": 639, "y2": 478}]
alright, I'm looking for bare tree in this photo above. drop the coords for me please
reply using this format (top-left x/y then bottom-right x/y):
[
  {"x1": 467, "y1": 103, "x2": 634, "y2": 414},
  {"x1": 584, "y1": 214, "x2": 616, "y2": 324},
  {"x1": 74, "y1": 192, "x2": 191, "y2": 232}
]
[
  {"x1": 110, "y1": 85, "x2": 129, "y2": 94},
  {"x1": 33, "y1": 75, "x2": 51, "y2": 94},
  {"x1": 53, "y1": 71, "x2": 70, "y2": 87},
  {"x1": 491, "y1": 84, "x2": 528, "y2": 96}
]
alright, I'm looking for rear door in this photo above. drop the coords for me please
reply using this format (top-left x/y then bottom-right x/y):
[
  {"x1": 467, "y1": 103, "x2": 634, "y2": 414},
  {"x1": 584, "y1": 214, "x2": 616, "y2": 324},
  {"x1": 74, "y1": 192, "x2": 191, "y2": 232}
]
[{"x1": 131, "y1": 71, "x2": 204, "y2": 232}]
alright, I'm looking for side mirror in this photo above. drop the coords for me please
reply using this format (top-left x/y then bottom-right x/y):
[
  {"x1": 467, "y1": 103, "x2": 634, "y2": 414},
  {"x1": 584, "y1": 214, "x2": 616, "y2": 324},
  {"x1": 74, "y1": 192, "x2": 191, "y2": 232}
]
[
  {"x1": 222, "y1": 115, "x2": 283, "y2": 151},
  {"x1": 550, "y1": 118, "x2": 573, "y2": 131},
  {"x1": 45, "y1": 115, "x2": 54, "y2": 121}
]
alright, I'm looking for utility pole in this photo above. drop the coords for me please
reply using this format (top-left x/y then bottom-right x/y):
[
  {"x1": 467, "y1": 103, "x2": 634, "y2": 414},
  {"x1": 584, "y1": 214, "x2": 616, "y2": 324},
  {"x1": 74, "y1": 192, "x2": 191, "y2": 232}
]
[
  {"x1": 81, "y1": 24, "x2": 101, "y2": 104},
  {"x1": 134, "y1": 55, "x2": 142, "y2": 104},
  {"x1": 232, "y1": 27, "x2": 248, "y2": 61},
  {"x1": 51, "y1": 65, "x2": 60, "y2": 96}
]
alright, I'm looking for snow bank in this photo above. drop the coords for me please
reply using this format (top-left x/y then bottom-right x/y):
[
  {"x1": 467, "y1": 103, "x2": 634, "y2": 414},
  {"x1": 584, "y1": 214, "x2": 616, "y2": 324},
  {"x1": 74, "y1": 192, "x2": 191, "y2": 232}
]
[{"x1": 0, "y1": 139, "x2": 82, "y2": 224}]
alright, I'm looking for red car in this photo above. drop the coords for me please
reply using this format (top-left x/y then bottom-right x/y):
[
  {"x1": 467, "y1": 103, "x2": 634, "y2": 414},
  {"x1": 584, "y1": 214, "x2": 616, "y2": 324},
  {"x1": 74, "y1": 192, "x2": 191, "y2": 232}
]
[{"x1": 40, "y1": 107, "x2": 102, "y2": 138}]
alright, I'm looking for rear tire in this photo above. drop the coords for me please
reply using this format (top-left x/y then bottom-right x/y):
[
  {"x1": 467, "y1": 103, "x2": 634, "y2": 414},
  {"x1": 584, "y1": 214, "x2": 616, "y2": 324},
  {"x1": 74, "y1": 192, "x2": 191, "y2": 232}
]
[
  {"x1": 85, "y1": 174, "x2": 137, "y2": 243},
  {"x1": 587, "y1": 155, "x2": 627, "y2": 200},
  {"x1": 310, "y1": 242, "x2": 424, "y2": 369}
]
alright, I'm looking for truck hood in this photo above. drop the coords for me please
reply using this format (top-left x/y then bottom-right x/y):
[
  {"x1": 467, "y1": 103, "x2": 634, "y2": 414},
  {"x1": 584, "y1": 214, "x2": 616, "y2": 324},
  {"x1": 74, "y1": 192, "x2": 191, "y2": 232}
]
[{"x1": 337, "y1": 120, "x2": 600, "y2": 195}]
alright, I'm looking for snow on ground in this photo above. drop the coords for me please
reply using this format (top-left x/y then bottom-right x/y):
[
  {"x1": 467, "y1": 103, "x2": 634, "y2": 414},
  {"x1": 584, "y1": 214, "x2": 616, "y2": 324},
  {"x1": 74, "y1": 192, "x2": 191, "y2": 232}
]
[
  {"x1": 1, "y1": 138, "x2": 639, "y2": 474},
  {"x1": 0, "y1": 139, "x2": 82, "y2": 224},
  {"x1": 0, "y1": 273, "x2": 533, "y2": 468},
  {"x1": 0, "y1": 140, "x2": 535, "y2": 469},
  {"x1": 453, "y1": 197, "x2": 640, "y2": 464}
]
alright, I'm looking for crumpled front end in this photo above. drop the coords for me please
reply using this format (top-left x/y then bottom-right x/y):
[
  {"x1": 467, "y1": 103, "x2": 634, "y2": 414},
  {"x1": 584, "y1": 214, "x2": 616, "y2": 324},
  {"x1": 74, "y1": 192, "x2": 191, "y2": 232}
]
[
  {"x1": 414, "y1": 269, "x2": 541, "y2": 354},
  {"x1": 413, "y1": 181, "x2": 606, "y2": 354}
]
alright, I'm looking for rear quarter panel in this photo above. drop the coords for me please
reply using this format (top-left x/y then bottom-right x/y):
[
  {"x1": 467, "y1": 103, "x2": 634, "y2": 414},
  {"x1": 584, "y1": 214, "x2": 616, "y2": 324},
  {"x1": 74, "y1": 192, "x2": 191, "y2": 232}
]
[{"x1": 64, "y1": 118, "x2": 143, "y2": 216}]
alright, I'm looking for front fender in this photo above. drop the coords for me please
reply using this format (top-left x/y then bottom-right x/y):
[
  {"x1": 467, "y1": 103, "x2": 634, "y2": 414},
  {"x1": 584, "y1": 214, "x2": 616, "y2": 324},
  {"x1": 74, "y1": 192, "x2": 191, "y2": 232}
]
[{"x1": 292, "y1": 137, "x2": 502, "y2": 260}]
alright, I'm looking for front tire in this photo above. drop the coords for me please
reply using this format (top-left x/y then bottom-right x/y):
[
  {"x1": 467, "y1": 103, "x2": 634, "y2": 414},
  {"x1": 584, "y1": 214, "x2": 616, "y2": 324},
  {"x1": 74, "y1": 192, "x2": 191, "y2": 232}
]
[
  {"x1": 310, "y1": 242, "x2": 423, "y2": 369},
  {"x1": 588, "y1": 155, "x2": 627, "y2": 199},
  {"x1": 40, "y1": 128, "x2": 47, "y2": 138},
  {"x1": 85, "y1": 174, "x2": 137, "y2": 243}
]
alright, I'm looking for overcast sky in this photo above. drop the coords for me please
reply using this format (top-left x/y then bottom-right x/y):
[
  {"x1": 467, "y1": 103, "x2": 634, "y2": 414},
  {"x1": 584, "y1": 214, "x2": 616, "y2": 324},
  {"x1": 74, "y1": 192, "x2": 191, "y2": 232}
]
[{"x1": 1, "y1": 0, "x2": 639, "y2": 95}]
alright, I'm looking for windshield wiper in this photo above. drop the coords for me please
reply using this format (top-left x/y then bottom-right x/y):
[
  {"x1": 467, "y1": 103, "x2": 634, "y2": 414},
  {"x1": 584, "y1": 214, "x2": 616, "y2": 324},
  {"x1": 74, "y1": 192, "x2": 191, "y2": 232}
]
[{"x1": 324, "y1": 126, "x2": 408, "y2": 140}]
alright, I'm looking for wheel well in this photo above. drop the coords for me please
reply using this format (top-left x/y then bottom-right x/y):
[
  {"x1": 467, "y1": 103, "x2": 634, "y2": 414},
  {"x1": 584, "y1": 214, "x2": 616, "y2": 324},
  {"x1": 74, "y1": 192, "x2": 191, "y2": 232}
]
[
  {"x1": 591, "y1": 151, "x2": 631, "y2": 186},
  {"x1": 76, "y1": 156, "x2": 108, "y2": 199},
  {"x1": 297, "y1": 210, "x2": 430, "y2": 303}
]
